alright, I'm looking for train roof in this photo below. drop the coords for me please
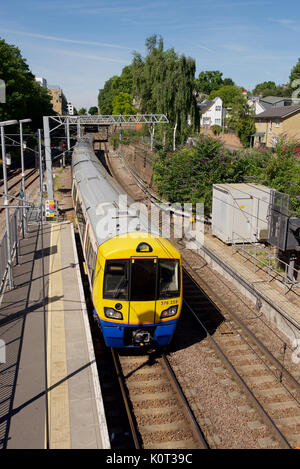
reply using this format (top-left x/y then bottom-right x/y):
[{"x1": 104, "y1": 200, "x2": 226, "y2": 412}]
[{"x1": 72, "y1": 136, "x2": 161, "y2": 246}]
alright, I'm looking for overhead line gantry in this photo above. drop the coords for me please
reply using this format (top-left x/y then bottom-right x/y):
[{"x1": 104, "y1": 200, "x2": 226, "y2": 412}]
[{"x1": 43, "y1": 114, "x2": 168, "y2": 200}]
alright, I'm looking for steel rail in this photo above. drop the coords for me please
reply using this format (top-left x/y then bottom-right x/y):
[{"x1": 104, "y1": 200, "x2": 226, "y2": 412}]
[
  {"x1": 160, "y1": 353, "x2": 209, "y2": 449},
  {"x1": 183, "y1": 294, "x2": 292, "y2": 449},
  {"x1": 183, "y1": 264, "x2": 300, "y2": 402},
  {"x1": 110, "y1": 348, "x2": 141, "y2": 449}
]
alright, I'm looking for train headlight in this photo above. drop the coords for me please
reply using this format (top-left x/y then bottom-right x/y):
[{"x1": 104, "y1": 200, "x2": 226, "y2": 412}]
[
  {"x1": 104, "y1": 307, "x2": 123, "y2": 320},
  {"x1": 160, "y1": 305, "x2": 178, "y2": 319}
]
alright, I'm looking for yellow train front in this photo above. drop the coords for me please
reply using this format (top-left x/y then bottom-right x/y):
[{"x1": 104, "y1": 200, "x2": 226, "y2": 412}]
[
  {"x1": 93, "y1": 233, "x2": 182, "y2": 348},
  {"x1": 72, "y1": 136, "x2": 182, "y2": 348}
]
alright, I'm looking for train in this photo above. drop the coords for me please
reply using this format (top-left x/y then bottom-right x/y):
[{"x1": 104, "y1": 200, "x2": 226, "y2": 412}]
[{"x1": 71, "y1": 136, "x2": 183, "y2": 348}]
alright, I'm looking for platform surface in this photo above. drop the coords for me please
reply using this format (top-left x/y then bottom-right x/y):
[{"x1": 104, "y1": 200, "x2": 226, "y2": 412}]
[{"x1": 0, "y1": 221, "x2": 110, "y2": 449}]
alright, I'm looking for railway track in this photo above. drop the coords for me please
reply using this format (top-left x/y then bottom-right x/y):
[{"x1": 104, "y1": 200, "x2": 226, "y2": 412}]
[
  {"x1": 103, "y1": 143, "x2": 300, "y2": 448},
  {"x1": 112, "y1": 348, "x2": 209, "y2": 449},
  {"x1": 0, "y1": 168, "x2": 39, "y2": 213},
  {"x1": 178, "y1": 265, "x2": 300, "y2": 448}
]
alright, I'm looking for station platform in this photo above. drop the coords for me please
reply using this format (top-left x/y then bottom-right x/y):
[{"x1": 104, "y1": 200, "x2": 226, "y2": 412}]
[{"x1": 0, "y1": 221, "x2": 110, "y2": 449}]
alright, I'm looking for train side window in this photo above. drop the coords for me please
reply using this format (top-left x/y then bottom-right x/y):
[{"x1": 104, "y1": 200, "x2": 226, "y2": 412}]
[
  {"x1": 76, "y1": 200, "x2": 86, "y2": 240},
  {"x1": 72, "y1": 184, "x2": 77, "y2": 204},
  {"x1": 86, "y1": 238, "x2": 97, "y2": 284}
]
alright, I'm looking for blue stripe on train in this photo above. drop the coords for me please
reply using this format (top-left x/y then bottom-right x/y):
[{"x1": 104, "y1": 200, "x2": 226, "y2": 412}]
[{"x1": 93, "y1": 310, "x2": 178, "y2": 348}]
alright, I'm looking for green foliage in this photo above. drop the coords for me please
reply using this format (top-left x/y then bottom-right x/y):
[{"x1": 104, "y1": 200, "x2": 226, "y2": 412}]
[
  {"x1": 98, "y1": 65, "x2": 134, "y2": 115},
  {"x1": 88, "y1": 106, "x2": 98, "y2": 115},
  {"x1": 289, "y1": 58, "x2": 300, "y2": 84},
  {"x1": 211, "y1": 124, "x2": 222, "y2": 135},
  {"x1": 0, "y1": 38, "x2": 53, "y2": 128},
  {"x1": 112, "y1": 92, "x2": 136, "y2": 115},
  {"x1": 209, "y1": 85, "x2": 242, "y2": 107},
  {"x1": 227, "y1": 94, "x2": 256, "y2": 147},
  {"x1": 153, "y1": 136, "x2": 300, "y2": 216},
  {"x1": 195, "y1": 71, "x2": 223, "y2": 95},
  {"x1": 252, "y1": 80, "x2": 291, "y2": 98},
  {"x1": 131, "y1": 35, "x2": 199, "y2": 146},
  {"x1": 195, "y1": 71, "x2": 235, "y2": 95},
  {"x1": 78, "y1": 107, "x2": 87, "y2": 115}
]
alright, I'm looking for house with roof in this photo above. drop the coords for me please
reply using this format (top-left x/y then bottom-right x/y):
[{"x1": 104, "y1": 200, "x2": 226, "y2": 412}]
[
  {"x1": 259, "y1": 96, "x2": 292, "y2": 109},
  {"x1": 247, "y1": 96, "x2": 267, "y2": 115},
  {"x1": 199, "y1": 97, "x2": 224, "y2": 128},
  {"x1": 247, "y1": 95, "x2": 293, "y2": 116},
  {"x1": 252, "y1": 104, "x2": 300, "y2": 147}
]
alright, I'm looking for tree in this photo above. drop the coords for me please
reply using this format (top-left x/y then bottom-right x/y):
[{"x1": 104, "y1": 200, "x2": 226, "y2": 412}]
[
  {"x1": 195, "y1": 70, "x2": 224, "y2": 95},
  {"x1": 131, "y1": 35, "x2": 198, "y2": 147},
  {"x1": 88, "y1": 106, "x2": 98, "y2": 115},
  {"x1": 112, "y1": 93, "x2": 136, "y2": 115},
  {"x1": 98, "y1": 64, "x2": 134, "y2": 115},
  {"x1": 252, "y1": 81, "x2": 290, "y2": 98},
  {"x1": 0, "y1": 38, "x2": 53, "y2": 128},
  {"x1": 227, "y1": 94, "x2": 256, "y2": 147},
  {"x1": 209, "y1": 85, "x2": 242, "y2": 107},
  {"x1": 223, "y1": 77, "x2": 235, "y2": 87},
  {"x1": 289, "y1": 58, "x2": 300, "y2": 83},
  {"x1": 78, "y1": 107, "x2": 87, "y2": 115},
  {"x1": 289, "y1": 58, "x2": 300, "y2": 101}
]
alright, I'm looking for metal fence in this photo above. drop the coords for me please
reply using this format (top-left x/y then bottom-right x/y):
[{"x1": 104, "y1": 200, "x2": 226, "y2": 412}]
[
  {"x1": 0, "y1": 206, "x2": 21, "y2": 294},
  {"x1": 0, "y1": 200, "x2": 43, "y2": 294},
  {"x1": 231, "y1": 231, "x2": 299, "y2": 294}
]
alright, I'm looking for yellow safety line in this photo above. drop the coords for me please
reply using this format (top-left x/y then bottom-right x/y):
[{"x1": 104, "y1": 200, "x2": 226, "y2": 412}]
[{"x1": 46, "y1": 223, "x2": 71, "y2": 449}]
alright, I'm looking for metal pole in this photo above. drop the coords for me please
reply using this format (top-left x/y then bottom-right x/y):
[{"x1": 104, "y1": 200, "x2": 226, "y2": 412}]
[
  {"x1": 66, "y1": 118, "x2": 70, "y2": 150},
  {"x1": 43, "y1": 116, "x2": 54, "y2": 200},
  {"x1": 77, "y1": 118, "x2": 81, "y2": 138},
  {"x1": 19, "y1": 119, "x2": 31, "y2": 236},
  {"x1": 1, "y1": 125, "x2": 14, "y2": 289},
  {"x1": 38, "y1": 129, "x2": 44, "y2": 200},
  {"x1": 20, "y1": 122, "x2": 25, "y2": 239},
  {"x1": 150, "y1": 123, "x2": 153, "y2": 152}
]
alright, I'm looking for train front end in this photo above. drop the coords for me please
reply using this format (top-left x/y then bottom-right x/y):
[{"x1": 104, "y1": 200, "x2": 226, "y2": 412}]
[{"x1": 92, "y1": 233, "x2": 182, "y2": 348}]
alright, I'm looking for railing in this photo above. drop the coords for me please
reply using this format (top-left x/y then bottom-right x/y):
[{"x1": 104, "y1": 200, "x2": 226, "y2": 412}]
[
  {"x1": 0, "y1": 200, "x2": 43, "y2": 294},
  {"x1": 0, "y1": 205, "x2": 21, "y2": 294},
  {"x1": 231, "y1": 232, "x2": 299, "y2": 294}
]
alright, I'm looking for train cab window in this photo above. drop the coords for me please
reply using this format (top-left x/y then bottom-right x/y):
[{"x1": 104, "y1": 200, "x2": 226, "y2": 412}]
[
  {"x1": 130, "y1": 259, "x2": 157, "y2": 301},
  {"x1": 103, "y1": 260, "x2": 129, "y2": 300},
  {"x1": 158, "y1": 260, "x2": 180, "y2": 299}
]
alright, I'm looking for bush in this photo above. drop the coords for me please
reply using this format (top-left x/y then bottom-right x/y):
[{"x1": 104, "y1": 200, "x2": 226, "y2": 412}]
[
  {"x1": 211, "y1": 124, "x2": 222, "y2": 136},
  {"x1": 153, "y1": 135, "x2": 300, "y2": 216}
]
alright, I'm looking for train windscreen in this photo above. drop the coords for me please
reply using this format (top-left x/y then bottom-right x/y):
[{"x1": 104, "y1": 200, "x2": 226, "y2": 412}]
[
  {"x1": 103, "y1": 258, "x2": 180, "y2": 301},
  {"x1": 103, "y1": 260, "x2": 129, "y2": 299},
  {"x1": 130, "y1": 259, "x2": 156, "y2": 301},
  {"x1": 158, "y1": 259, "x2": 180, "y2": 299}
]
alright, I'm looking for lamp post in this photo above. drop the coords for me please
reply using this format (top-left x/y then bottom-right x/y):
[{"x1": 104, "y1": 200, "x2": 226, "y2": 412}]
[
  {"x1": 19, "y1": 118, "x2": 32, "y2": 237},
  {"x1": 0, "y1": 119, "x2": 18, "y2": 289}
]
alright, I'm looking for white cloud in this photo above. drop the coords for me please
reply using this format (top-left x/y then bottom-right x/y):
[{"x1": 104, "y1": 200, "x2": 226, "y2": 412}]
[{"x1": 0, "y1": 28, "x2": 131, "y2": 50}]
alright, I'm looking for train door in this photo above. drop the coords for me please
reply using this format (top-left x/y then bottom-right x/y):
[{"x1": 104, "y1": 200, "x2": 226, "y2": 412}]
[{"x1": 129, "y1": 257, "x2": 158, "y2": 325}]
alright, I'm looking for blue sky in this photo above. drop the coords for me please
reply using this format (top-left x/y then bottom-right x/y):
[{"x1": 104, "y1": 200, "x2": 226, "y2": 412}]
[{"x1": 1, "y1": 0, "x2": 300, "y2": 109}]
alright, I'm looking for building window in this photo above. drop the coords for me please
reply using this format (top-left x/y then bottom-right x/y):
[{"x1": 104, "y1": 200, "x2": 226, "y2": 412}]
[
  {"x1": 215, "y1": 119, "x2": 221, "y2": 125},
  {"x1": 215, "y1": 106, "x2": 222, "y2": 111},
  {"x1": 275, "y1": 119, "x2": 280, "y2": 128}
]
